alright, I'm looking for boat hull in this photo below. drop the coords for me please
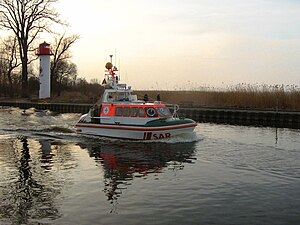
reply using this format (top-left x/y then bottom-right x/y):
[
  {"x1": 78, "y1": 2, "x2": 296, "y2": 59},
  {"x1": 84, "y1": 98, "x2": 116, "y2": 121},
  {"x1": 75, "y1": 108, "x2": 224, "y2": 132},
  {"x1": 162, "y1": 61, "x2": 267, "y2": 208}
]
[{"x1": 75, "y1": 122, "x2": 196, "y2": 140}]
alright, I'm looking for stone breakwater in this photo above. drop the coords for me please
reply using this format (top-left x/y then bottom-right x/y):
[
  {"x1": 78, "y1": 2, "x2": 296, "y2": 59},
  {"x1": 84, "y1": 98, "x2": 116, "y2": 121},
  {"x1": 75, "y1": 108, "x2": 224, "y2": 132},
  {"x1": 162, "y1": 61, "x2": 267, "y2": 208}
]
[{"x1": 1, "y1": 101, "x2": 300, "y2": 128}]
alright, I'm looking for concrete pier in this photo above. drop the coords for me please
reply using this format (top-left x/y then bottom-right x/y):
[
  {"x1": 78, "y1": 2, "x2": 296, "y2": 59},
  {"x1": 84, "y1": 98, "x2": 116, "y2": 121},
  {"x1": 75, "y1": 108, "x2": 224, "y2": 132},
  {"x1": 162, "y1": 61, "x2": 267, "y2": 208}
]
[{"x1": 1, "y1": 101, "x2": 300, "y2": 128}]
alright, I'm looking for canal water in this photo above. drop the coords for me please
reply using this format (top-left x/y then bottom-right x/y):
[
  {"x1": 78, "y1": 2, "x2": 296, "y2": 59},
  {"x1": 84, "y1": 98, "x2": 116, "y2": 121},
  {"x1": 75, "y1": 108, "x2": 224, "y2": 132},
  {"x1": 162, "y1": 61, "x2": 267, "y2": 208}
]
[{"x1": 0, "y1": 107, "x2": 299, "y2": 225}]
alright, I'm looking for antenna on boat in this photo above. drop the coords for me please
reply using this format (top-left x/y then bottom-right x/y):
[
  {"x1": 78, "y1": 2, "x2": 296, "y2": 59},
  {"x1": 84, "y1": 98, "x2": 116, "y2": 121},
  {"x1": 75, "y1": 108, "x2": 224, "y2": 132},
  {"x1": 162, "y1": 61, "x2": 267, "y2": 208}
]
[
  {"x1": 104, "y1": 54, "x2": 120, "y2": 89},
  {"x1": 118, "y1": 57, "x2": 121, "y2": 81},
  {"x1": 114, "y1": 49, "x2": 117, "y2": 67}
]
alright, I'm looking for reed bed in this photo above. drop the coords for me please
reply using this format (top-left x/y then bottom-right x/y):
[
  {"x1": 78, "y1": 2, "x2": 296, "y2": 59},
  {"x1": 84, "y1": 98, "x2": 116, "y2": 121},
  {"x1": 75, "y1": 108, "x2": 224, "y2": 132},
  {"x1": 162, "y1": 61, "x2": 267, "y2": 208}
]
[
  {"x1": 134, "y1": 84, "x2": 300, "y2": 111},
  {"x1": 16, "y1": 83, "x2": 299, "y2": 111}
]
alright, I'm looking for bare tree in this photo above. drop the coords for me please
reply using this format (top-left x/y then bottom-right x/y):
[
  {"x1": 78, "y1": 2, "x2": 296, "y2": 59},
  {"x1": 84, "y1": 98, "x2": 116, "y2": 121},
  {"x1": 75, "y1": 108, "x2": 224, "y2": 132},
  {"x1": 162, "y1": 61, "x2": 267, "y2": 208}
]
[
  {"x1": 50, "y1": 34, "x2": 79, "y2": 89},
  {"x1": 0, "y1": 36, "x2": 21, "y2": 96},
  {"x1": 55, "y1": 60, "x2": 77, "y2": 96},
  {"x1": 0, "y1": 0, "x2": 63, "y2": 97}
]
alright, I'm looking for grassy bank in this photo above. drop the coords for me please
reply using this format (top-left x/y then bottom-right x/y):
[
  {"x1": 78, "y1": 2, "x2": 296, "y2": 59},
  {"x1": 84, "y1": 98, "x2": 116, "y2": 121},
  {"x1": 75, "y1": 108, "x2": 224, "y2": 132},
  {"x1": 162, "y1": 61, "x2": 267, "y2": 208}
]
[{"x1": 2, "y1": 84, "x2": 300, "y2": 111}]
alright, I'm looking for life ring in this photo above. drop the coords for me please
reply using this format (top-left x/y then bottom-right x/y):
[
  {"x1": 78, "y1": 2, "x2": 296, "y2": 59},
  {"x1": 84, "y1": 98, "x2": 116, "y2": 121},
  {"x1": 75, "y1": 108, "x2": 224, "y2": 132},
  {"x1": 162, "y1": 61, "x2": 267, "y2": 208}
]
[{"x1": 146, "y1": 108, "x2": 156, "y2": 117}]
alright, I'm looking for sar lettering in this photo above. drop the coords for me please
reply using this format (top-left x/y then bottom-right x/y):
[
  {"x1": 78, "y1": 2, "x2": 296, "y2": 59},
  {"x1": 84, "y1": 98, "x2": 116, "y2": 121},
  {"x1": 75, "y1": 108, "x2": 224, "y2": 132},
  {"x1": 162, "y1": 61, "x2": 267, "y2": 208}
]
[{"x1": 153, "y1": 133, "x2": 171, "y2": 139}]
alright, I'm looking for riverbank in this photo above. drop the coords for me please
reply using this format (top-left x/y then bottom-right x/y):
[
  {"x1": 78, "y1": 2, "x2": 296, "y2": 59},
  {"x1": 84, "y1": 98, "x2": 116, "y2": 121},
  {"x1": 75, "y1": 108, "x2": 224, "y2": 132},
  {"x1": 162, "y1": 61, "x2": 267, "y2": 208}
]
[
  {"x1": 2, "y1": 84, "x2": 300, "y2": 111},
  {"x1": 2, "y1": 79, "x2": 300, "y2": 112}
]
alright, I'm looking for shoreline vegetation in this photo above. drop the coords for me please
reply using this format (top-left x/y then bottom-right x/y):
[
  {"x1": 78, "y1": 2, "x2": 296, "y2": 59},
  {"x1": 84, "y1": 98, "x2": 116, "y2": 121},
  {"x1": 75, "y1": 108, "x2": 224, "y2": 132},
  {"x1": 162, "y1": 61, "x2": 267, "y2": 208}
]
[
  {"x1": 1, "y1": 84, "x2": 300, "y2": 112},
  {"x1": 135, "y1": 84, "x2": 300, "y2": 111}
]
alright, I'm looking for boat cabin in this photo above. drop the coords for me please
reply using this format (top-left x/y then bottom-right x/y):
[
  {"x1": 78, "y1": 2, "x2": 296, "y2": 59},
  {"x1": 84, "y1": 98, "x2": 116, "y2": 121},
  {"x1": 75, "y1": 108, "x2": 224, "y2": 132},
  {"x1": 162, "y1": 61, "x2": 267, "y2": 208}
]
[{"x1": 84, "y1": 56, "x2": 177, "y2": 126}]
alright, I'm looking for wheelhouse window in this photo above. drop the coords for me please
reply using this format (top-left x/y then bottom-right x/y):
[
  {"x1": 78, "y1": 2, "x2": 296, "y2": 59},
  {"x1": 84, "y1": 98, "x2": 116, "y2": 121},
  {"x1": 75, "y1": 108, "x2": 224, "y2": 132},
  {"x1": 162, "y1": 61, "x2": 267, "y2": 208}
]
[
  {"x1": 123, "y1": 107, "x2": 130, "y2": 117},
  {"x1": 116, "y1": 106, "x2": 163, "y2": 117},
  {"x1": 116, "y1": 107, "x2": 123, "y2": 116},
  {"x1": 157, "y1": 107, "x2": 172, "y2": 117},
  {"x1": 131, "y1": 107, "x2": 138, "y2": 117},
  {"x1": 138, "y1": 108, "x2": 146, "y2": 117}
]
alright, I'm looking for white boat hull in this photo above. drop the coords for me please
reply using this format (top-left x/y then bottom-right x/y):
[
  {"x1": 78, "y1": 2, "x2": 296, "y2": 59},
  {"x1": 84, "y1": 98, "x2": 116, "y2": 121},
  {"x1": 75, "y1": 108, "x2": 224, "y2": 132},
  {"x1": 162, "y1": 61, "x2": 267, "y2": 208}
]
[{"x1": 75, "y1": 123, "x2": 196, "y2": 140}]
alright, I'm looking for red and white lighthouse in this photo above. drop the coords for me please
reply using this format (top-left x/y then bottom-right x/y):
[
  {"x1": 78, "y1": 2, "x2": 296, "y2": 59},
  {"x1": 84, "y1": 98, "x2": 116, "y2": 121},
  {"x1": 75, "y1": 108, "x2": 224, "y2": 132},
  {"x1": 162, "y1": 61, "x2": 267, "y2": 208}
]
[{"x1": 36, "y1": 42, "x2": 53, "y2": 99}]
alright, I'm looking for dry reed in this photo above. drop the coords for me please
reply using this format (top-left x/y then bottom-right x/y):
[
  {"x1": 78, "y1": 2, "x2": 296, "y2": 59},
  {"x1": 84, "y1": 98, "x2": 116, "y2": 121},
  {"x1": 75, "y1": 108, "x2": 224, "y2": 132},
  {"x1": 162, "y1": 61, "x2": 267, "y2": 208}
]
[{"x1": 134, "y1": 84, "x2": 300, "y2": 111}]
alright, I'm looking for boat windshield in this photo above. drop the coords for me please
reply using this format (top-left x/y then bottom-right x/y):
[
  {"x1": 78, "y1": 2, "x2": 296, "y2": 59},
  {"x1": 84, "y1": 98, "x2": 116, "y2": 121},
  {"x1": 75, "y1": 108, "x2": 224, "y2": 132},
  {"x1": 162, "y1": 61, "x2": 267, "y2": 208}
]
[
  {"x1": 156, "y1": 107, "x2": 172, "y2": 117},
  {"x1": 107, "y1": 92, "x2": 131, "y2": 102}
]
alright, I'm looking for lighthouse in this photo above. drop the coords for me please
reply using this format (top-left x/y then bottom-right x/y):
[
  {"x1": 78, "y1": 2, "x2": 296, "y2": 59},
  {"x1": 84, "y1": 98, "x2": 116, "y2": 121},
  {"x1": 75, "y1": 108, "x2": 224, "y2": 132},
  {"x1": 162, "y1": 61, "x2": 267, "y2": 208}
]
[{"x1": 36, "y1": 42, "x2": 53, "y2": 99}]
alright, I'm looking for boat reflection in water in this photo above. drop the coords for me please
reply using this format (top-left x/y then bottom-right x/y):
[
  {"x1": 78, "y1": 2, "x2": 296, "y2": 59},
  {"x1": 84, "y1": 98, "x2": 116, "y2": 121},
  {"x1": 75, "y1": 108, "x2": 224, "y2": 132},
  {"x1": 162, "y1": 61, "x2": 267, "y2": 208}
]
[
  {"x1": 79, "y1": 140, "x2": 197, "y2": 205},
  {"x1": 0, "y1": 130, "x2": 198, "y2": 222}
]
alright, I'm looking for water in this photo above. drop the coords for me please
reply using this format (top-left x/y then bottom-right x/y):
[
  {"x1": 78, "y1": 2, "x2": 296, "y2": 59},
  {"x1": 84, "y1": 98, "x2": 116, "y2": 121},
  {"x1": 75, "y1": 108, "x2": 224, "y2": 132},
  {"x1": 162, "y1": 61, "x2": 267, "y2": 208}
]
[{"x1": 0, "y1": 107, "x2": 299, "y2": 225}]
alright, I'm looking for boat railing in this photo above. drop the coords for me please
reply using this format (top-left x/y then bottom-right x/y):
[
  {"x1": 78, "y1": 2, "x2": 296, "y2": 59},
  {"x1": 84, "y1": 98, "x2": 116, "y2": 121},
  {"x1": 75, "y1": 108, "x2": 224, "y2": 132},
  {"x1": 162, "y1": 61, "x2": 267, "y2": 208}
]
[{"x1": 166, "y1": 104, "x2": 179, "y2": 118}]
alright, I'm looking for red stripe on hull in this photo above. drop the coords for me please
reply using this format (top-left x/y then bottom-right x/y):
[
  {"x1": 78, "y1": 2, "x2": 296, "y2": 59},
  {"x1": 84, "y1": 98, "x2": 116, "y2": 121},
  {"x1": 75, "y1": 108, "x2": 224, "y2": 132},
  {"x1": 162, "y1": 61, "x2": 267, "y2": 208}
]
[{"x1": 76, "y1": 123, "x2": 196, "y2": 131}]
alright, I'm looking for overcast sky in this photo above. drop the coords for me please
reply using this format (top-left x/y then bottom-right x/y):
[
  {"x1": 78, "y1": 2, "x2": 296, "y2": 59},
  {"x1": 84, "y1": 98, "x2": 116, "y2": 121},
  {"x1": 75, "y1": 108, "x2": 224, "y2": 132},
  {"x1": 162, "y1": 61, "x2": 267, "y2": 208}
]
[{"x1": 54, "y1": 0, "x2": 300, "y2": 90}]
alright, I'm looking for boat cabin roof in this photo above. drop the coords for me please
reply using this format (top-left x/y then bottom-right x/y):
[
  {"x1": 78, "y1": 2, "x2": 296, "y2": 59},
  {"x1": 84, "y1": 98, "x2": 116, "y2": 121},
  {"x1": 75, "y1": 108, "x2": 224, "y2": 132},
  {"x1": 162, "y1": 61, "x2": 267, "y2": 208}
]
[{"x1": 102, "y1": 86, "x2": 138, "y2": 104}]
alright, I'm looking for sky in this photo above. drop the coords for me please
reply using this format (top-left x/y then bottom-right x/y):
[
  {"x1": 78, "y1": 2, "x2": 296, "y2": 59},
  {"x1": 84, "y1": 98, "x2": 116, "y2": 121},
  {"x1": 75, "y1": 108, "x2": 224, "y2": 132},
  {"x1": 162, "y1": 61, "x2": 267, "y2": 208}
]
[{"x1": 52, "y1": 0, "x2": 300, "y2": 90}]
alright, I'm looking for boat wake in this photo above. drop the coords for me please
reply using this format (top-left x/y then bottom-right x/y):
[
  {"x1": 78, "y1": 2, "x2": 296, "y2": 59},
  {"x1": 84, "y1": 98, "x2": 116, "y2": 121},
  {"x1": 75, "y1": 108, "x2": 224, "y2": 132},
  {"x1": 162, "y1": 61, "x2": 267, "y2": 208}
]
[{"x1": 0, "y1": 107, "x2": 78, "y2": 140}]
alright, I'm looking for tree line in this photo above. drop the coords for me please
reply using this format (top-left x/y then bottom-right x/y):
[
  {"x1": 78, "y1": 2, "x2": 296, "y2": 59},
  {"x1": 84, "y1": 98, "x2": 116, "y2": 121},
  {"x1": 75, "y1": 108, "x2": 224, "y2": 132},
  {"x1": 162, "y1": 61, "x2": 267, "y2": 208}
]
[{"x1": 0, "y1": 0, "x2": 102, "y2": 99}]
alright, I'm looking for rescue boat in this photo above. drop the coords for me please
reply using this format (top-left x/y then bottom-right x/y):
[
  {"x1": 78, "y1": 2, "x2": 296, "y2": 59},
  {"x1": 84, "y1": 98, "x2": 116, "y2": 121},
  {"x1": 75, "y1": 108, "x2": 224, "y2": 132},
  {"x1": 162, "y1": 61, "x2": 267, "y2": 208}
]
[{"x1": 75, "y1": 57, "x2": 197, "y2": 140}]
